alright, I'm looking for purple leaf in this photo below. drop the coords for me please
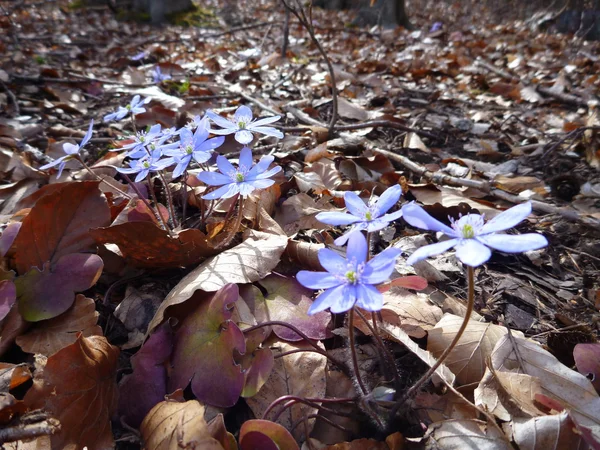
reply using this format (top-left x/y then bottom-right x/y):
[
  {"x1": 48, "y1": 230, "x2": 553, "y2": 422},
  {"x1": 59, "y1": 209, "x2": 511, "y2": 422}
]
[
  {"x1": 0, "y1": 280, "x2": 16, "y2": 321},
  {"x1": 574, "y1": 343, "x2": 600, "y2": 393}
]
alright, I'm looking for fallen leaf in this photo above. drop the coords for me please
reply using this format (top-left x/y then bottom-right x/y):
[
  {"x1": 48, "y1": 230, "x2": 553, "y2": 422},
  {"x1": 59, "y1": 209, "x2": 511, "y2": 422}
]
[
  {"x1": 239, "y1": 419, "x2": 299, "y2": 450},
  {"x1": 169, "y1": 284, "x2": 245, "y2": 408},
  {"x1": 24, "y1": 334, "x2": 119, "y2": 450},
  {"x1": 0, "y1": 280, "x2": 16, "y2": 322},
  {"x1": 425, "y1": 419, "x2": 512, "y2": 449},
  {"x1": 323, "y1": 438, "x2": 389, "y2": 449},
  {"x1": 574, "y1": 343, "x2": 600, "y2": 393},
  {"x1": 140, "y1": 398, "x2": 224, "y2": 450},
  {"x1": 16, "y1": 294, "x2": 102, "y2": 356},
  {"x1": 13, "y1": 181, "x2": 110, "y2": 274}
]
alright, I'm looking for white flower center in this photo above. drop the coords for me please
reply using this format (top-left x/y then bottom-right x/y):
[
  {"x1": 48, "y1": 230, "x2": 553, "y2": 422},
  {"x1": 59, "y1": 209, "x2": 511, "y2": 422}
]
[
  {"x1": 341, "y1": 259, "x2": 364, "y2": 285},
  {"x1": 235, "y1": 172, "x2": 245, "y2": 182},
  {"x1": 185, "y1": 145, "x2": 193, "y2": 154},
  {"x1": 142, "y1": 161, "x2": 150, "y2": 168}
]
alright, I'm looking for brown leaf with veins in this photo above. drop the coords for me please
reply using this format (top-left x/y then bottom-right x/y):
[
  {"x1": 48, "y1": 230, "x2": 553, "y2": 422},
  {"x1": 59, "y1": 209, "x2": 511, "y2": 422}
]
[
  {"x1": 24, "y1": 334, "x2": 119, "y2": 450},
  {"x1": 140, "y1": 399, "x2": 224, "y2": 450},
  {"x1": 16, "y1": 295, "x2": 102, "y2": 356}
]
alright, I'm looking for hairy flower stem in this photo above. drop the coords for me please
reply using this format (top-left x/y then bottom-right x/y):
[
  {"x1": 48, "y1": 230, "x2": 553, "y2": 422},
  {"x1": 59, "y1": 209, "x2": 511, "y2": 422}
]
[
  {"x1": 157, "y1": 170, "x2": 178, "y2": 228},
  {"x1": 181, "y1": 171, "x2": 189, "y2": 225},
  {"x1": 130, "y1": 115, "x2": 137, "y2": 134},
  {"x1": 349, "y1": 307, "x2": 368, "y2": 395},
  {"x1": 218, "y1": 196, "x2": 244, "y2": 249},
  {"x1": 75, "y1": 156, "x2": 132, "y2": 199},
  {"x1": 120, "y1": 173, "x2": 167, "y2": 230},
  {"x1": 146, "y1": 173, "x2": 172, "y2": 233},
  {"x1": 243, "y1": 321, "x2": 349, "y2": 376},
  {"x1": 389, "y1": 266, "x2": 475, "y2": 420},
  {"x1": 263, "y1": 395, "x2": 355, "y2": 422}
]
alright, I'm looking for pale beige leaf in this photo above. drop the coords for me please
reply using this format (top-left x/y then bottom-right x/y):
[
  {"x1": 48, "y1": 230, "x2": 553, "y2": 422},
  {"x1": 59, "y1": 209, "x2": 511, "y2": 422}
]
[
  {"x1": 427, "y1": 314, "x2": 522, "y2": 386},
  {"x1": 380, "y1": 322, "x2": 455, "y2": 386},
  {"x1": 489, "y1": 334, "x2": 600, "y2": 442},
  {"x1": 504, "y1": 410, "x2": 589, "y2": 450},
  {"x1": 246, "y1": 340, "x2": 327, "y2": 441},
  {"x1": 140, "y1": 399, "x2": 224, "y2": 450},
  {"x1": 379, "y1": 288, "x2": 442, "y2": 339},
  {"x1": 425, "y1": 419, "x2": 512, "y2": 450}
]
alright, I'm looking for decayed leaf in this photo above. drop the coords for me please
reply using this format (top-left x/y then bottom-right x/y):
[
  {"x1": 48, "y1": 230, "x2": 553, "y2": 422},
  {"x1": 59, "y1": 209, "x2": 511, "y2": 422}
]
[
  {"x1": 574, "y1": 343, "x2": 600, "y2": 393},
  {"x1": 119, "y1": 323, "x2": 172, "y2": 428},
  {"x1": 323, "y1": 438, "x2": 389, "y2": 449},
  {"x1": 0, "y1": 279, "x2": 16, "y2": 322},
  {"x1": 427, "y1": 314, "x2": 522, "y2": 386},
  {"x1": 0, "y1": 363, "x2": 31, "y2": 392},
  {"x1": 249, "y1": 274, "x2": 331, "y2": 341},
  {"x1": 504, "y1": 410, "x2": 588, "y2": 450},
  {"x1": 485, "y1": 334, "x2": 600, "y2": 443},
  {"x1": 13, "y1": 181, "x2": 110, "y2": 274},
  {"x1": 0, "y1": 222, "x2": 21, "y2": 257},
  {"x1": 148, "y1": 231, "x2": 287, "y2": 334},
  {"x1": 16, "y1": 294, "x2": 102, "y2": 356},
  {"x1": 140, "y1": 398, "x2": 224, "y2": 450},
  {"x1": 425, "y1": 419, "x2": 512, "y2": 449},
  {"x1": 169, "y1": 284, "x2": 245, "y2": 408},
  {"x1": 24, "y1": 334, "x2": 119, "y2": 450},
  {"x1": 15, "y1": 253, "x2": 103, "y2": 321},
  {"x1": 246, "y1": 341, "x2": 327, "y2": 441},
  {"x1": 380, "y1": 322, "x2": 456, "y2": 387},
  {"x1": 240, "y1": 329, "x2": 274, "y2": 398},
  {"x1": 239, "y1": 419, "x2": 299, "y2": 450},
  {"x1": 90, "y1": 222, "x2": 216, "y2": 268}
]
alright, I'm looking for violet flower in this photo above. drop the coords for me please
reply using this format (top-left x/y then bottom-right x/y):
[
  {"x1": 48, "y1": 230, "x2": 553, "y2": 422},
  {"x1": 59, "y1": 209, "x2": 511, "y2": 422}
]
[
  {"x1": 103, "y1": 95, "x2": 150, "y2": 122},
  {"x1": 297, "y1": 232, "x2": 401, "y2": 314},
  {"x1": 121, "y1": 124, "x2": 164, "y2": 158},
  {"x1": 401, "y1": 201, "x2": 548, "y2": 267},
  {"x1": 316, "y1": 185, "x2": 403, "y2": 246},
  {"x1": 152, "y1": 66, "x2": 172, "y2": 83},
  {"x1": 206, "y1": 105, "x2": 284, "y2": 145},
  {"x1": 162, "y1": 118, "x2": 225, "y2": 178},
  {"x1": 39, "y1": 119, "x2": 94, "y2": 179},
  {"x1": 117, "y1": 150, "x2": 170, "y2": 183},
  {"x1": 197, "y1": 147, "x2": 281, "y2": 200}
]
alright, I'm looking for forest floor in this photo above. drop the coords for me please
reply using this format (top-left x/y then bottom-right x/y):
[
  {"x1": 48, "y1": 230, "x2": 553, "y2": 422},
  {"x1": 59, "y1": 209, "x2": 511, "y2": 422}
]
[{"x1": 1, "y1": 0, "x2": 600, "y2": 448}]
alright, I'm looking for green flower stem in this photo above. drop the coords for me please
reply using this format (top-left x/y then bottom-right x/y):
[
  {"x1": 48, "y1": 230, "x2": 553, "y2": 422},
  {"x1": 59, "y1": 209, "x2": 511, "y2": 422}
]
[
  {"x1": 349, "y1": 307, "x2": 368, "y2": 395},
  {"x1": 390, "y1": 265, "x2": 475, "y2": 419}
]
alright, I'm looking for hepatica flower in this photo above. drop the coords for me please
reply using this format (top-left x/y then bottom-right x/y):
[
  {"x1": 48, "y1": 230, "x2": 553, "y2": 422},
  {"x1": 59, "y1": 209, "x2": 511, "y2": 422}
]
[
  {"x1": 40, "y1": 119, "x2": 93, "y2": 178},
  {"x1": 317, "y1": 185, "x2": 403, "y2": 245},
  {"x1": 162, "y1": 118, "x2": 225, "y2": 178},
  {"x1": 103, "y1": 95, "x2": 150, "y2": 122},
  {"x1": 117, "y1": 150, "x2": 169, "y2": 182},
  {"x1": 121, "y1": 124, "x2": 164, "y2": 158},
  {"x1": 206, "y1": 105, "x2": 284, "y2": 145},
  {"x1": 152, "y1": 66, "x2": 171, "y2": 83},
  {"x1": 401, "y1": 201, "x2": 548, "y2": 267},
  {"x1": 197, "y1": 147, "x2": 281, "y2": 200},
  {"x1": 297, "y1": 232, "x2": 401, "y2": 314}
]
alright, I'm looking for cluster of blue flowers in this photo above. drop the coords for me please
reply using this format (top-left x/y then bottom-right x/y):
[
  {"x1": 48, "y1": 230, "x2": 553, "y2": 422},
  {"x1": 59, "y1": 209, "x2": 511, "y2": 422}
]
[{"x1": 41, "y1": 97, "x2": 284, "y2": 200}]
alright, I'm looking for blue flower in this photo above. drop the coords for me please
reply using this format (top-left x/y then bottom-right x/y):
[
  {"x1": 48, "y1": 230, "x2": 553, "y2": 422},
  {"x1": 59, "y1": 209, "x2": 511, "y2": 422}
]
[
  {"x1": 197, "y1": 147, "x2": 281, "y2": 200},
  {"x1": 206, "y1": 105, "x2": 284, "y2": 145},
  {"x1": 39, "y1": 119, "x2": 94, "y2": 178},
  {"x1": 316, "y1": 185, "x2": 403, "y2": 246},
  {"x1": 152, "y1": 66, "x2": 172, "y2": 83},
  {"x1": 117, "y1": 150, "x2": 170, "y2": 183},
  {"x1": 401, "y1": 201, "x2": 549, "y2": 267},
  {"x1": 103, "y1": 95, "x2": 150, "y2": 122},
  {"x1": 121, "y1": 124, "x2": 164, "y2": 158},
  {"x1": 162, "y1": 118, "x2": 225, "y2": 178},
  {"x1": 296, "y1": 232, "x2": 401, "y2": 314}
]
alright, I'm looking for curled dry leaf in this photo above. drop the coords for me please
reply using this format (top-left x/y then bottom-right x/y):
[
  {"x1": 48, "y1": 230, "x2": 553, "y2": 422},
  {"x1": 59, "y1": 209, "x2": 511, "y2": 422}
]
[
  {"x1": 24, "y1": 334, "x2": 119, "y2": 450},
  {"x1": 427, "y1": 314, "x2": 523, "y2": 386},
  {"x1": 0, "y1": 363, "x2": 31, "y2": 392},
  {"x1": 424, "y1": 419, "x2": 512, "y2": 450},
  {"x1": 16, "y1": 294, "x2": 102, "y2": 356},
  {"x1": 246, "y1": 340, "x2": 327, "y2": 441},
  {"x1": 573, "y1": 343, "x2": 600, "y2": 393},
  {"x1": 275, "y1": 193, "x2": 337, "y2": 236},
  {"x1": 284, "y1": 240, "x2": 325, "y2": 271},
  {"x1": 12, "y1": 181, "x2": 110, "y2": 274},
  {"x1": 148, "y1": 231, "x2": 287, "y2": 335},
  {"x1": 15, "y1": 253, "x2": 104, "y2": 322},
  {"x1": 90, "y1": 222, "x2": 216, "y2": 268},
  {"x1": 239, "y1": 419, "x2": 299, "y2": 450},
  {"x1": 169, "y1": 284, "x2": 245, "y2": 408},
  {"x1": 140, "y1": 399, "x2": 224, "y2": 450}
]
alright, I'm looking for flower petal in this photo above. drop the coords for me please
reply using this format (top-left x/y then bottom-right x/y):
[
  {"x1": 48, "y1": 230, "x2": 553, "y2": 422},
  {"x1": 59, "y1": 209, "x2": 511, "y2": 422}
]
[
  {"x1": 330, "y1": 285, "x2": 357, "y2": 313},
  {"x1": 197, "y1": 171, "x2": 231, "y2": 186},
  {"x1": 62, "y1": 143, "x2": 80, "y2": 155},
  {"x1": 235, "y1": 130, "x2": 254, "y2": 145},
  {"x1": 333, "y1": 225, "x2": 366, "y2": 246},
  {"x1": 373, "y1": 184, "x2": 402, "y2": 216},
  {"x1": 477, "y1": 233, "x2": 548, "y2": 253},
  {"x1": 297, "y1": 271, "x2": 341, "y2": 290},
  {"x1": 307, "y1": 284, "x2": 345, "y2": 315},
  {"x1": 346, "y1": 231, "x2": 368, "y2": 264},
  {"x1": 203, "y1": 183, "x2": 239, "y2": 200},
  {"x1": 193, "y1": 118, "x2": 210, "y2": 142},
  {"x1": 317, "y1": 248, "x2": 347, "y2": 275},
  {"x1": 248, "y1": 126, "x2": 284, "y2": 139},
  {"x1": 39, "y1": 156, "x2": 67, "y2": 170},
  {"x1": 192, "y1": 150, "x2": 212, "y2": 164},
  {"x1": 238, "y1": 182, "x2": 256, "y2": 197},
  {"x1": 252, "y1": 165, "x2": 281, "y2": 180},
  {"x1": 248, "y1": 178, "x2": 275, "y2": 190},
  {"x1": 197, "y1": 136, "x2": 224, "y2": 152},
  {"x1": 55, "y1": 161, "x2": 67, "y2": 179},
  {"x1": 80, "y1": 119, "x2": 94, "y2": 147},
  {"x1": 250, "y1": 115, "x2": 280, "y2": 127},
  {"x1": 239, "y1": 147, "x2": 253, "y2": 170},
  {"x1": 406, "y1": 238, "x2": 458, "y2": 265},
  {"x1": 134, "y1": 169, "x2": 149, "y2": 183},
  {"x1": 172, "y1": 160, "x2": 189, "y2": 179},
  {"x1": 246, "y1": 155, "x2": 275, "y2": 179},
  {"x1": 362, "y1": 248, "x2": 401, "y2": 284},
  {"x1": 234, "y1": 105, "x2": 253, "y2": 122},
  {"x1": 216, "y1": 155, "x2": 236, "y2": 176},
  {"x1": 401, "y1": 202, "x2": 456, "y2": 236},
  {"x1": 379, "y1": 209, "x2": 403, "y2": 223},
  {"x1": 206, "y1": 110, "x2": 237, "y2": 130},
  {"x1": 481, "y1": 202, "x2": 532, "y2": 234},
  {"x1": 355, "y1": 284, "x2": 384, "y2": 311},
  {"x1": 454, "y1": 239, "x2": 492, "y2": 267},
  {"x1": 316, "y1": 212, "x2": 361, "y2": 226},
  {"x1": 344, "y1": 192, "x2": 369, "y2": 217}
]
